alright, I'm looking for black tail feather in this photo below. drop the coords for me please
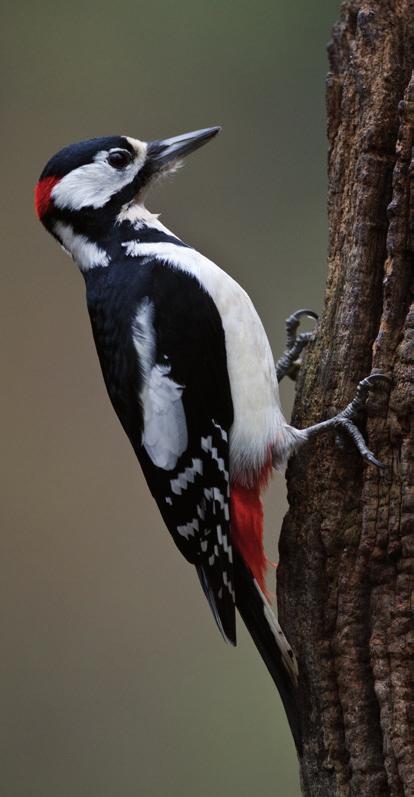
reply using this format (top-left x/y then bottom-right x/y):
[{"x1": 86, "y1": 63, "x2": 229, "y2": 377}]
[
  {"x1": 234, "y1": 552, "x2": 302, "y2": 752},
  {"x1": 196, "y1": 563, "x2": 236, "y2": 645}
]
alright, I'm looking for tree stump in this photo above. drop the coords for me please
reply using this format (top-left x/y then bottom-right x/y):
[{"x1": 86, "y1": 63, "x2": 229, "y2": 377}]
[{"x1": 277, "y1": 2, "x2": 414, "y2": 794}]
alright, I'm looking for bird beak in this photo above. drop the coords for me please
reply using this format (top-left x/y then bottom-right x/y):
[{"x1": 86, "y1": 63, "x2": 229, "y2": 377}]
[{"x1": 146, "y1": 126, "x2": 221, "y2": 171}]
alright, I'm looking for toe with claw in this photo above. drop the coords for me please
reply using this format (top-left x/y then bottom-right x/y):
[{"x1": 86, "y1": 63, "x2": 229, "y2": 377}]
[
  {"x1": 276, "y1": 309, "x2": 318, "y2": 383},
  {"x1": 300, "y1": 373, "x2": 391, "y2": 468},
  {"x1": 331, "y1": 374, "x2": 391, "y2": 467}
]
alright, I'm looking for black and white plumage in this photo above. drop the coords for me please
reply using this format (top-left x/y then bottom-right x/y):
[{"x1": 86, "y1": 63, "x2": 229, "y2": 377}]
[{"x1": 36, "y1": 128, "x2": 302, "y2": 745}]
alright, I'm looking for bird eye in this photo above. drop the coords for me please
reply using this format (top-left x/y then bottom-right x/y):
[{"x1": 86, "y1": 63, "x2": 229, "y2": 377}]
[{"x1": 107, "y1": 149, "x2": 133, "y2": 169}]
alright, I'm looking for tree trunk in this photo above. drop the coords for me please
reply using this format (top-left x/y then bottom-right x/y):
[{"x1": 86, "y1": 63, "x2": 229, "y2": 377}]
[{"x1": 277, "y1": 3, "x2": 414, "y2": 795}]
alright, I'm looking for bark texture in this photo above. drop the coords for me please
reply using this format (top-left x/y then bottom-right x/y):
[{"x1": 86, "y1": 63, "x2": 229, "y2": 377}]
[{"x1": 277, "y1": 3, "x2": 414, "y2": 795}]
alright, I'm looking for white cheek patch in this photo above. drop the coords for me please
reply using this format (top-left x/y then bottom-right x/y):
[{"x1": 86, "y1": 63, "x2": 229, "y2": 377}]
[
  {"x1": 51, "y1": 142, "x2": 147, "y2": 211},
  {"x1": 131, "y1": 298, "x2": 188, "y2": 470}
]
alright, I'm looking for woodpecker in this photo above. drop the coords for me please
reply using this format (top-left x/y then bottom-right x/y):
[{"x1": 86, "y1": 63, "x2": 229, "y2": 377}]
[{"x1": 36, "y1": 127, "x2": 387, "y2": 748}]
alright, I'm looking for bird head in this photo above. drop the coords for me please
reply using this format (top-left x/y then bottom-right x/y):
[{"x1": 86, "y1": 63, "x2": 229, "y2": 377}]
[{"x1": 35, "y1": 127, "x2": 220, "y2": 238}]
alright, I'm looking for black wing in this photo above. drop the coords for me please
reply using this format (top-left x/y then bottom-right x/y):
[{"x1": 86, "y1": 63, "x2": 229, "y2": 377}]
[{"x1": 87, "y1": 260, "x2": 236, "y2": 643}]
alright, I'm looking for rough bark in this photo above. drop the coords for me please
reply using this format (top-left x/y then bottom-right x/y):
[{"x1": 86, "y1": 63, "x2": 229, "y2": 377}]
[{"x1": 277, "y1": 3, "x2": 414, "y2": 795}]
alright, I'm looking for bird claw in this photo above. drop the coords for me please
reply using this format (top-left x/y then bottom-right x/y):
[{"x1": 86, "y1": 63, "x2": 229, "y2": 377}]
[
  {"x1": 341, "y1": 373, "x2": 392, "y2": 419},
  {"x1": 285, "y1": 308, "x2": 319, "y2": 350},
  {"x1": 276, "y1": 308, "x2": 318, "y2": 382},
  {"x1": 331, "y1": 373, "x2": 391, "y2": 467},
  {"x1": 298, "y1": 373, "x2": 391, "y2": 468}
]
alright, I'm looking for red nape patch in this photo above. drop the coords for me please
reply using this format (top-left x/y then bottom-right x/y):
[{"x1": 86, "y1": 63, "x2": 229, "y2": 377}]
[
  {"x1": 34, "y1": 176, "x2": 60, "y2": 219},
  {"x1": 230, "y1": 477, "x2": 270, "y2": 597}
]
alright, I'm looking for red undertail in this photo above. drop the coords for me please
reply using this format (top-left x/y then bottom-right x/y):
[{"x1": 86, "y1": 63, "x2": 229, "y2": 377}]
[{"x1": 230, "y1": 461, "x2": 272, "y2": 596}]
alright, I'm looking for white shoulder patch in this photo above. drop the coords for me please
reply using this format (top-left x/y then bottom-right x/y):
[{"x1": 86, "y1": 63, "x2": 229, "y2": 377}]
[{"x1": 132, "y1": 299, "x2": 188, "y2": 470}]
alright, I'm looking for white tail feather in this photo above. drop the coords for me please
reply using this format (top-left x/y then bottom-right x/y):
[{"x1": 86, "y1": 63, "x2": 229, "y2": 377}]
[{"x1": 253, "y1": 579, "x2": 299, "y2": 685}]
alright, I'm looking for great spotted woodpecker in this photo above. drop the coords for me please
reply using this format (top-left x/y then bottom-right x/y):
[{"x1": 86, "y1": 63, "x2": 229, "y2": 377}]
[{"x1": 35, "y1": 127, "x2": 387, "y2": 747}]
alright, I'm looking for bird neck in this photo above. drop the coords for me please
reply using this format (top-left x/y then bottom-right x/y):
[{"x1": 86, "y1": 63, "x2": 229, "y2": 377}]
[
  {"x1": 117, "y1": 202, "x2": 161, "y2": 228},
  {"x1": 52, "y1": 203, "x2": 184, "y2": 274},
  {"x1": 116, "y1": 203, "x2": 184, "y2": 247}
]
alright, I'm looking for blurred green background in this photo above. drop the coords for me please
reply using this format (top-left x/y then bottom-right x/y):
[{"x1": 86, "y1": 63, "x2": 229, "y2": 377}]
[{"x1": 1, "y1": 1, "x2": 339, "y2": 795}]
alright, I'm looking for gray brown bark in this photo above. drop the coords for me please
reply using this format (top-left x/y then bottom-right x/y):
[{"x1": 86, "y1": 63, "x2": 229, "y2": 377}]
[{"x1": 277, "y1": 2, "x2": 414, "y2": 795}]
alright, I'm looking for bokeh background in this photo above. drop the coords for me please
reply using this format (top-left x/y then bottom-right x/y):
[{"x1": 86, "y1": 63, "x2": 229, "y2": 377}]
[{"x1": 2, "y1": 2, "x2": 339, "y2": 795}]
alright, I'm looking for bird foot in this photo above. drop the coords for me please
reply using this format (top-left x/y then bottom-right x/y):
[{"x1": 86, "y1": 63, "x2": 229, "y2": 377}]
[
  {"x1": 276, "y1": 308, "x2": 318, "y2": 383},
  {"x1": 301, "y1": 373, "x2": 391, "y2": 468}
]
